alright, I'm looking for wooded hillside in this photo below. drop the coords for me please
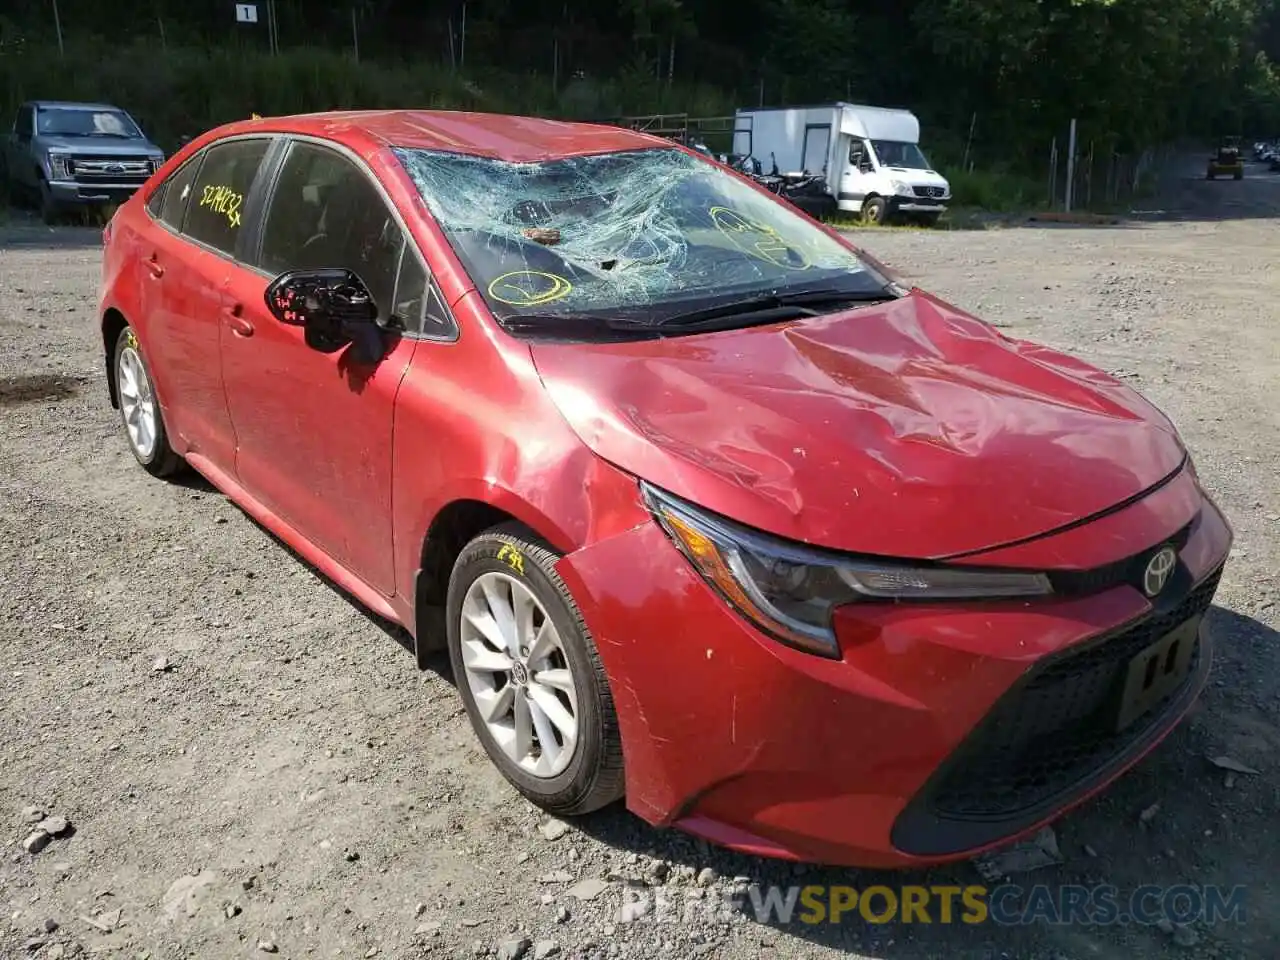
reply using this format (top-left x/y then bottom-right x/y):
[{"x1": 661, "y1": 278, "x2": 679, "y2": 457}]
[{"x1": 3, "y1": 1, "x2": 1279, "y2": 179}]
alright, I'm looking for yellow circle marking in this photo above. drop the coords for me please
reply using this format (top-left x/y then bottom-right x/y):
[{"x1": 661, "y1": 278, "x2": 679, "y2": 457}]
[
  {"x1": 488, "y1": 271, "x2": 573, "y2": 307},
  {"x1": 710, "y1": 206, "x2": 811, "y2": 270}
]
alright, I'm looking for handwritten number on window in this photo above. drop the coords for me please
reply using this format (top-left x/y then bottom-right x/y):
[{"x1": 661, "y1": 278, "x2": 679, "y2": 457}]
[{"x1": 199, "y1": 184, "x2": 244, "y2": 229}]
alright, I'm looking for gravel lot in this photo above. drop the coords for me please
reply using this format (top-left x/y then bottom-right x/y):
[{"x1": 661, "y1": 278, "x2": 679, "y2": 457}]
[{"x1": 1, "y1": 158, "x2": 1277, "y2": 960}]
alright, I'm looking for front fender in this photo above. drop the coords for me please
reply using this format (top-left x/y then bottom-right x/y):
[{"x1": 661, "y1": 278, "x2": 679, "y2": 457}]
[{"x1": 389, "y1": 300, "x2": 655, "y2": 613}]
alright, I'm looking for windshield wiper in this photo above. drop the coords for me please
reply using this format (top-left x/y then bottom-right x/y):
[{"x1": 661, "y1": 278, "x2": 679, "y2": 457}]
[
  {"x1": 657, "y1": 288, "x2": 898, "y2": 330},
  {"x1": 495, "y1": 288, "x2": 898, "y2": 341},
  {"x1": 497, "y1": 312, "x2": 661, "y2": 341}
]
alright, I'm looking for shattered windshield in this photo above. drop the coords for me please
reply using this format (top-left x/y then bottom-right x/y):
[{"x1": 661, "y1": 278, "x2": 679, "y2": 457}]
[
  {"x1": 393, "y1": 147, "x2": 888, "y2": 329},
  {"x1": 870, "y1": 141, "x2": 933, "y2": 172}
]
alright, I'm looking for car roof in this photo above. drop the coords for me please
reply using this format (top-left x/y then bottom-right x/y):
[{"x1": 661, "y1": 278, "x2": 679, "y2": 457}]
[
  {"x1": 28, "y1": 100, "x2": 125, "y2": 111},
  {"x1": 211, "y1": 109, "x2": 675, "y2": 163}
]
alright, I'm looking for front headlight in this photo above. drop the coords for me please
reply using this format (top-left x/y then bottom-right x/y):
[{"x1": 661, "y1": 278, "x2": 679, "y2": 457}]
[
  {"x1": 890, "y1": 179, "x2": 914, "y2": 197},
  {"x1": 643, "y1": 484, "x2": 1052, "y2": 659},
  {"x1": 48, "y1": 154, "x2": 71, "y2": 180}
]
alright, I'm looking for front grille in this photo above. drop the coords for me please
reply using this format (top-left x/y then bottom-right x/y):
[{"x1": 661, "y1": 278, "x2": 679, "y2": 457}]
[
  {"x1": 1047, "y1": 522, "x2": 1193, "y2": 596},
  {"x1": 935, "y1": 566, "x2": 1221, "y2": 819},
  {"x1": 891, "y1": 563, "x2": 1222, "y2": 856},
  {"x1": 69, "y1": 155, "x2": 152, "y2": 183},
  {"x1": 912, "y1": 185, "x2": 946, "y2": 199}
]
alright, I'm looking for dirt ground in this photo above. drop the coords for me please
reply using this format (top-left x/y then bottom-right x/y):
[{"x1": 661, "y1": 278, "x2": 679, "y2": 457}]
[{"x1": 1, "y1": 155, "x2": 1277, "y2": 960}]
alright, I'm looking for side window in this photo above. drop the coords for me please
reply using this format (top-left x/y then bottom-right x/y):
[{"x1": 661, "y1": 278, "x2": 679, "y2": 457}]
[
  {"x1": 422, "y1": 286, "x2": 453, "y2": 335},
  {"x1": 258, "y1": 141, "x2": 403, "y2": 320},
  {"x1": 391, "y1": 246, "x2": 427, "y2": 331},
  {"x1": 153, "y1": 155, "x2": 202, "y2": 230},
  {"x1": 183, "y1": 139, "x2": 270, "y2": 256},
  {"x1": 145, "y1": 182, "x2": 167, "y2": 217}
]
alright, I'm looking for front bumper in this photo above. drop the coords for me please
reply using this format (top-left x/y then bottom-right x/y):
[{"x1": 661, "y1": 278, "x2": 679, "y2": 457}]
[
  {"x1": 555, "y1": 470, "x2": 1231, "y2": 867},
  {"x1": 890, "y1": 196, "x2": 948, "y2": 213},
  {"x1": 47, "y1": 179, "x2": 145, "y2": 205}
]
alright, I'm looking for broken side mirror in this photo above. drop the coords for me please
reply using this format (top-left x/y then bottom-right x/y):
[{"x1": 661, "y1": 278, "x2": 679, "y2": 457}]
[{"x1": 264, "y1": 268, "x2": 387, "y2": 365}]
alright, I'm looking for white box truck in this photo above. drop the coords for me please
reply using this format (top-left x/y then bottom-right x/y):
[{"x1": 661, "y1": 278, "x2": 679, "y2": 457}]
[{"x1": 731, "y1": 103, "x2": 951, "y2": 225}]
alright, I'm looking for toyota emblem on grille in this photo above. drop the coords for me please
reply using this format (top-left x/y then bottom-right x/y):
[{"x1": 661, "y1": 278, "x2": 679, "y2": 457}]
[{"x1": 1143, "y1": 546, "x2": 1177, "y2": 597}]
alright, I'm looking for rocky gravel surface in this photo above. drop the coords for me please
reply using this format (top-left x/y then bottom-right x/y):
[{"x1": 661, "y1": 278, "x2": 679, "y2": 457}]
[{"x1": 1, "y1": 159, "x2": 1277, "y2": 959}]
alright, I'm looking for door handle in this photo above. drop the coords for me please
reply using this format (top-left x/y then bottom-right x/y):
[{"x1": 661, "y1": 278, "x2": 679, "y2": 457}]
[
  {"x1": 145, "y1": 255, "x2": 164, "y2": 279},
  {"x1": 222, "y1": 305, "x2": 255, "y2": 338}
]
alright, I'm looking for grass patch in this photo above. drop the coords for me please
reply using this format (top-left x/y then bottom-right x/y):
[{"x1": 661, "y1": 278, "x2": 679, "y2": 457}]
[{"x1": 943, "y1": 167, "x2": 1047, "y2": 212}]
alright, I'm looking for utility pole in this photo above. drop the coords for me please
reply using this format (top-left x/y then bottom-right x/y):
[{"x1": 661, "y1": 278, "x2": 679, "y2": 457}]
[
  {"x1": 351, "y1": 7, "x2": 359, "y2": 62},
  {"x1": 962, "y1": 112, "x2": 977, "y2": 171},
  {"x1": 459, "y1": 0, "x2": 467, "y2": 68},
  {"x1": 52, "y1": 0, "x2": 65, "y2": 57},
  {"x1": 268, "y1": 0, "x2": 279, "y2": 55},
  {"x1": 1064, "y1": 118, "x2": 1078, "y2": 212}
]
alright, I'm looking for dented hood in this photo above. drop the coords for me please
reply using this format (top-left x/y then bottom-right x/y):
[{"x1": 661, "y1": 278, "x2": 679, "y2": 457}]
[{"x1": 530, "y1": 290, "x2": 1186, "y2": 559}]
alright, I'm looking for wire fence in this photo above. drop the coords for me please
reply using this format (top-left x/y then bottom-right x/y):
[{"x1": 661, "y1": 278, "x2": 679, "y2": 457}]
[
  {"x1": 946, "y1": 111, "x2": 1176, "y2": 211},
  {"x1": 1047, "y1": 138, "x2": 1176, "y2": 211}
]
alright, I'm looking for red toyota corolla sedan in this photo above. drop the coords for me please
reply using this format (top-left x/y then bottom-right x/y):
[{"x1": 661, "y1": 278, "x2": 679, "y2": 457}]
[{"x1": 98, "y1": 110, "x2": 1232, "y2": 867}]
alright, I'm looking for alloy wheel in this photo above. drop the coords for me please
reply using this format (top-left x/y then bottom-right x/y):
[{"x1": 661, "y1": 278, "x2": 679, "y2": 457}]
[
  {"x1": 117, "y1": 343, "x2": 158, "y2": 460},
  {"x1": 459, "y1": 572, "x2": 579, "y2": 778}
]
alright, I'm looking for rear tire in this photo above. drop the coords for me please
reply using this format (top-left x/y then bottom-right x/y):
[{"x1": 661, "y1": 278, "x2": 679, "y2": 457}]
[
  {"x1": 112, "y1": 325, "x2": 183, "y2": 478},
  {"x1": 446, "y1": 523, "x2": 625, "y2": 817},
  {"x1": 1, "y1": 164, "x2": 19, "y2": 209}
]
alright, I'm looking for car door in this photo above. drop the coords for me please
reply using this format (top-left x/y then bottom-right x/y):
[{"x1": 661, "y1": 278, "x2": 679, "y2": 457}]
[
  {"x1": 220, "y1": 138, "x2": 423, "y2": 596},
  {"x1": 8, "y1": 104, "x2": 35, "y2": 194},
  {"x1": 840, "y1": 137, "x2": 874, "y2": 208},
  {"x1": 138, "y1": 137, "x2": 273, "y2": 474}
]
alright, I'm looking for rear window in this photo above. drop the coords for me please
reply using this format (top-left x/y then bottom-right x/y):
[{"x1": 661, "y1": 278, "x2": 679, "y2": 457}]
[
  {"x1": 182, "y1": 139, "x2": 270, "y2": 256},
  {"x1": 148, "y1": 155, "x2": 201, "y2": 229}
]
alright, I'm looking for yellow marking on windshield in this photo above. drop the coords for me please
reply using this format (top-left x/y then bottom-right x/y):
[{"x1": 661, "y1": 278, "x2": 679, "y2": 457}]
[
  {"x1": 488, "y1": 270, "x2": 573, "y2": 307},
  {"x1": 709, "y1": 206, "x2": 811, "y2": 270}
]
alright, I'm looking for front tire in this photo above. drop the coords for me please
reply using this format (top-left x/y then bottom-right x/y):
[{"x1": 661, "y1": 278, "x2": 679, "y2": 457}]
[
  {"x1": 39, "y1": 181, "x2": 61, "y2": 225},
  {"x1": 112, "y1": 325, "x2": 183, "y2": 477},
  {"x1": 446, "y1": 524, "x2": 624, "y2": 816},
  {"x1": 861, "y1": 195, "x2": 889, "y2": 225}
]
